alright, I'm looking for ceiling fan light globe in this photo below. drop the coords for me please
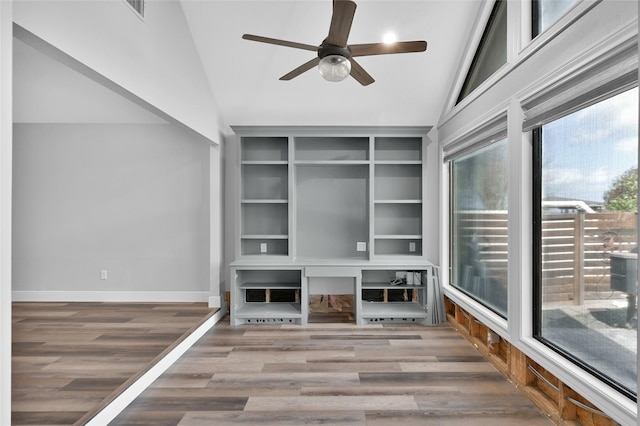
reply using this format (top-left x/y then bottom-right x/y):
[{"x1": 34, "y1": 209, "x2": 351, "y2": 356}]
[{"x1": 318, "y1": 55, "x2": 351, "y2": 82}]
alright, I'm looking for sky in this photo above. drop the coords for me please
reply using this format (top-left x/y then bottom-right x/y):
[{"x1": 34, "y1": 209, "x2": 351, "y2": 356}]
[{"x1": 542, "y1": 87, "x2": 639, "y2": 205}]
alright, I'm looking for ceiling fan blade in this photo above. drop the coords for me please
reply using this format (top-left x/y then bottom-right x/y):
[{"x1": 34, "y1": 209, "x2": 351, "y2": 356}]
[
  {"x1": 280, "y1": 57, "x2": 321, "y2": 81},
  {"x1": 350, "y1": 40, "x2": 428, "y2": 57},
  {"x1": 349, "y1": 58, "x2": 374, "y2": 86},
  {"x1": 327, "y1": 0, "x2": 357, "y2": 46},
  {"x1": 242, "y1": 34, "x2": 318, "y2": 52}
]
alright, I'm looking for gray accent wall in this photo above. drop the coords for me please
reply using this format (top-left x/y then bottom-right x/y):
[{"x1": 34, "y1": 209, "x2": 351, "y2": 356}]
[{"x1": 12, "y1": 123, "x2": 210, "y2": 297}]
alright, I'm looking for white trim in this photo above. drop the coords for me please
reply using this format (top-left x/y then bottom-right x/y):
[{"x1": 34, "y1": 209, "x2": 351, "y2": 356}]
[
  {"x1": 85, "y1": 308, "x2": 226, "y2": 426},
  {"x1": 508, "y1": 101, "x2": 533, "y2": 348},
  {"x1": 208, "y1": 295, "x2": 222, "y2": 308},
  {"x1": 12, "y1": 291, "x2": 210, "y2": 303}
]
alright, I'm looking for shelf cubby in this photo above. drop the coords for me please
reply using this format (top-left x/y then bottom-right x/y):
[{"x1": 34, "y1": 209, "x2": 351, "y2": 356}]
[
  {"x1": 231, "y1": 269, "x2": 305, "y2": 325},
  {"x1": 374, "y1": 238, "x2": 422, "y2": 256},
  {"x1": 240, "y1": 238, "x2": 288, "y2": 256},
  {"x1": 374, "y1": 137, "x2": 422, "y2": 162},
  {"x1": 241, "y1": 164, "x2": 288, "y2": 200},
  {"x1": 360, "y1": 269, "x2": 428, "y2": 323},
  {"x1": 374, "y1": 164, "x2": 422, "y2": 200},
  {"x1": 242, "y1": 203, "x2": 288, "y2": 236},
  {"x1": 241, "y1": 136, "x2": 288, "y2": 161},
  {"x1": 295, "y1": 136, "x2": 369, "y2": 162},
  {"x1": 374, "y1": 203, "x2": 422, "y2": 236}
]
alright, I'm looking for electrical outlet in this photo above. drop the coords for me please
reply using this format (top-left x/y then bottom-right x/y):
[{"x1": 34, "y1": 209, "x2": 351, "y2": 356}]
[
  {"x1": 409, "y1": 242, "x2": 416, "y2": 252},
  {"x1": 100, "y1": 269, "x2": 108, "y2": 280},
  {"x1": 260, "y1": 243, "x2": 268, "y2": 253},
  {"x1": 356, "y1": 241, "x2": 367, "y2": 252}
]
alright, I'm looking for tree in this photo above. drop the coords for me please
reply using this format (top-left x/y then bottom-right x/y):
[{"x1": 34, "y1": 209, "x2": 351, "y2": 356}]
[{"x1": 603, "y1": 167, "x2": 638, "y2": 212}]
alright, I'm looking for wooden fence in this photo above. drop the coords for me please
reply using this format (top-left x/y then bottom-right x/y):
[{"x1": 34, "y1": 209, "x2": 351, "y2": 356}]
[{"x1": 456, "y1": 211, "x2": 637, "y2": 304}]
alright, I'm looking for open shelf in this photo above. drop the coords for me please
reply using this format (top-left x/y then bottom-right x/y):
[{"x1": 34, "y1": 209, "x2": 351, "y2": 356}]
[
  {"x1": 374, "y1": 164, "x2": 422, "y2": 200},
  {"x1": 241, "y1": 164, "x2": 288, "y2": 201},
  {"x1": 374, "y1": 203, "x2": 421, "y2": 236},
  {"x1": 232, "y1": 268, "x2": 304, "y2": 325},
  {"x1": 239, "y1": 282, "x2": 301, "y2": 289},
  {"x1": 242, "y1": 203, "x2": 288, "y2": 236},
  {"x1": 235, "y1": 303, "x2": 302, "y2": 318},
  {"x1": 241, "y1": 136, "x2": 288, "y2": 161},
  {"x1": 374, "y1": 137, "x2": 422, "y2": 162},
  {"x1": 295, "y1": 136, "x2": 369, "y2": 161},
  {"x1": 361, "y1": 302, "x2": 428, "y2": 319}
]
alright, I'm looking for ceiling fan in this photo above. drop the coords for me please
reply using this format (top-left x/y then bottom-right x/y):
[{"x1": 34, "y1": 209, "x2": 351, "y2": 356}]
[{"x1": 242, "y1": 0, "x2": 427, "y2": 86}]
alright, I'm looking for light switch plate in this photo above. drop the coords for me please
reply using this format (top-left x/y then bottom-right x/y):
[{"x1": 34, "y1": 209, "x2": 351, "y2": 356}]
[
  {"x1": 260, "y1": 243, "x2": 268, "y2": 253},
  {"x1": 409, "y1": 242, "x2": 416, "y2": 252},
  {"x1": 356, "y1": 242, "x2": 367, "y2": 252}
]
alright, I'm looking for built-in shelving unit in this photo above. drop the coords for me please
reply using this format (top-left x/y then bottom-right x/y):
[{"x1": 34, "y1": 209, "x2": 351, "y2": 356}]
[
  {"x1": 239, "y1": 136, "x2": 289, "y2": 257},
  {"x1": 230, "y1": 127, "x2": 433, "y2": 325},
  {"x1": 373, "y1": 136, "x2": 423, "y2": 257}
]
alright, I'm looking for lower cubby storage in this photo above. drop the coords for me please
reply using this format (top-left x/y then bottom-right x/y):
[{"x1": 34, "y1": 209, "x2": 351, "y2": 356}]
[
  {"x1": 230, "y1": 263, "x2": 438, "y2": 326},
  {"x1": 231, "y1": 268, "x2": 306, "y2": 325},
  {"x1": 360, "y1": 269, "x2": 429, "y2": 324}
]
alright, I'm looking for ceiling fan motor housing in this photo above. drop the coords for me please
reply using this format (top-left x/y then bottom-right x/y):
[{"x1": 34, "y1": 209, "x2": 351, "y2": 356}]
[{"x1": 318, "y1": 40, "x2": 352, "y2": 60}]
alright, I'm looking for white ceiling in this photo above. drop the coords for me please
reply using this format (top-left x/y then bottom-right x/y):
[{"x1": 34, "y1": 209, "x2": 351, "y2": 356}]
[
  {"x1": 13, "y1": 0, "x2": 481, "y2": 129},
  {"x1": 181, "y1": 0, "x2": 480, "y2": 128}
]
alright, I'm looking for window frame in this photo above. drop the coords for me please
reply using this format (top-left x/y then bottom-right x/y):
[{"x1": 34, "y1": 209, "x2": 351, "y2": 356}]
[
  {"x1": 441, "y1": 106, "x2": 510, "y2": 336},
  {"x1": 449, "y1": 139, "x2": 509, "y2": 319},
  {"x1": 531, "y1": 92, "x2": 638, "y2": 399},
  {"x1": 456, "y1": 0, "x2": 507, "y2": 104}
]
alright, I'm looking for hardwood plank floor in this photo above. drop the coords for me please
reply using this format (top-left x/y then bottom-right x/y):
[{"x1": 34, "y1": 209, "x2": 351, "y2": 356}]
[
  {"x1": 12, "y1": 302, "x2": 217, "y2": 426},
  {"x1": 112, "y1": 315, "x2": 553, "y2": 425}
]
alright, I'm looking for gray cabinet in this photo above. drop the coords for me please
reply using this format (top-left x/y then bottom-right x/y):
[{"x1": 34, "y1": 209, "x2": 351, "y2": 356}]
[{"x1": 230, "y1": 127, "x2": 434, "y2": 325}]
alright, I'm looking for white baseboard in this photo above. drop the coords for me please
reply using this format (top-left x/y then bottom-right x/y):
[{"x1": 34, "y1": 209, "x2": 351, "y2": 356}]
[
  {"x1": 12, "y1": 291, "x2": 210, "y2": 303},
  {"x1": 208, "y1": 295, "x2": 222, "y2": 308}
]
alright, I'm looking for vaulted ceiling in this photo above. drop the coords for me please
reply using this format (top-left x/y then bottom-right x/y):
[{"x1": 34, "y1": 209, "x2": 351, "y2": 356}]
[{"x1": 13, "y1": 1, "x2": 481, "y2": 129}]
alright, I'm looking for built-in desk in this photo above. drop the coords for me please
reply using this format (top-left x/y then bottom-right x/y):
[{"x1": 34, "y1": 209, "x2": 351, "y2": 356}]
[{"x1": 230, "y1": 261, "x2": 438, "y2": 326}]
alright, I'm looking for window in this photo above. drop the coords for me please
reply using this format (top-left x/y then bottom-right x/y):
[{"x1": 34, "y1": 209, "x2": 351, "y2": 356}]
[
  {"x1": 125, "y1": 0, "x2": 144, "y2": 18},
  {"x1": 457, "y1": 0, "x2": 507, "y2": 103},
  {"x1": 450, "y1": 139, "x2": 508, "y2": 317},
  {"x1": 534, "y1": 87, "x2": 638, "y2": 398},
  {"x1": 532, "y1": 0, "x2": 579, "y2": 38}
]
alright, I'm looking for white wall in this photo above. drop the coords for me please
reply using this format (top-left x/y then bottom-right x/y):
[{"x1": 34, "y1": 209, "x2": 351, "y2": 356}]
[
  {"x1": 12, "y1": 123, "x2": 211, "y2": 301},
  {"x1": 0, "y1": 1, "x2": 11, "y2": 423},
  {"x1": 13, "y1": 0, "x2": 221, "y2": 143}
]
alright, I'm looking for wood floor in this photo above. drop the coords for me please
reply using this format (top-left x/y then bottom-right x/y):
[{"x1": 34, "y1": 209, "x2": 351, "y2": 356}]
[
  {"x1": 12, "y1": 302, "x2": 217, "y2": 426},
  {"x1": 111, "y1": 312, "x2": 553, "y2": 426}
]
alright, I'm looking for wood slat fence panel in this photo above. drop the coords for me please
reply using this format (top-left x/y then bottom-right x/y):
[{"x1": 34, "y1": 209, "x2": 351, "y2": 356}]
[{"x1": 456, "y1": 212, "x2": 637, "y2": 304}]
